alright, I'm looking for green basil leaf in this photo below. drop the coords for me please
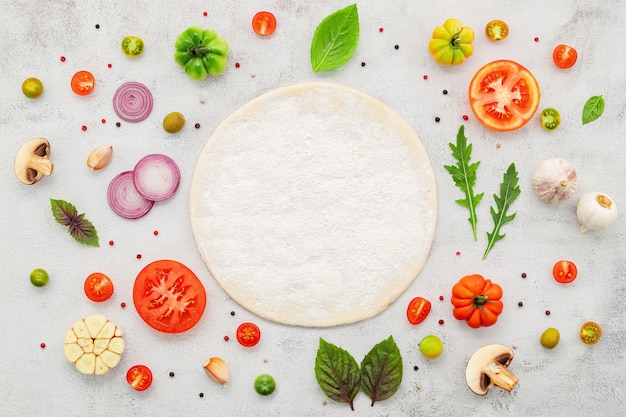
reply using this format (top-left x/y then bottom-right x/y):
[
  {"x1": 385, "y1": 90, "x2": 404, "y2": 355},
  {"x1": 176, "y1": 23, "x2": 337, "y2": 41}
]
[
  {"x1": 360, "y1": 336, "x2": 403, "y2": 406},
  {"x1": 582, "y1": 95, "x2": 604, "y2": 125},
  {"x1": 314, "y1": 338, "x2": 361, "y2": 410},
  {"x1": 310, "y1": 4, "x2": 359, "y2": 72},
  {"x1": 50, "y1": 198, "x2": 99, "y2": 247}
]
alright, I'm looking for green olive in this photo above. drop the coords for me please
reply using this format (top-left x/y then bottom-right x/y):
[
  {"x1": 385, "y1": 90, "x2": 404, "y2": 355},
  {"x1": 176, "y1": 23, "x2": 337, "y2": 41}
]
[
  {"x1": 540, "y1": 327, "x2": 560, "y2": 349},
  {"x1": 419, "y1": 335, "x2": 443, "y2": 359},
  {"x1": 163, "y1": 112, "x2": 185, "y2": 133},
  {"x1": 30, "y1": 268, "x2": 49, "y2": 287}
]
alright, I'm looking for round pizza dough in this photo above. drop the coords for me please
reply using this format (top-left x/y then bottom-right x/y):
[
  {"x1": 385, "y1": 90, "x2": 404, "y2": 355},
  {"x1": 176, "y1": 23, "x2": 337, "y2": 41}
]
[{"x1": 189, "y1": 83, "x2": 437, "y2": 327}]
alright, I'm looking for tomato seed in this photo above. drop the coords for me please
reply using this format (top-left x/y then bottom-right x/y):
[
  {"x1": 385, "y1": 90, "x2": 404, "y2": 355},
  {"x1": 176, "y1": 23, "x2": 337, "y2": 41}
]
[
  {"x1": 195, "y1": 123, "x2": 201, "y2": 129},
  {"x1": 545, "y1": 310, "x2": 551, "y2": 315},
  {"x1": 169, "y1": 372, "x2": 175, "y2": 377},
  {"x1": 81, "y1": 125, "x2": 87, "y2": 131},
  {"x1": 435, "y1": 117, "x2": 440, "y2": 122},
  {"x1": 521, "y1": 272, "x2": 527, "y2": 278},
  {"x1": 518, "y1": 301, "x2": 523, "y2": 307},
  {"x1": 60, "y1": 56, "x2": 66, "y2": 62},
  {"x1": 40, "y1": 343, "x2": 46, "y2": 349},
  {"x1": 413, "y1": 365, "x2": 419, "y2": 371},
  {"x1": 235, "y1": 62, "x2": 240, "y2": 68}
]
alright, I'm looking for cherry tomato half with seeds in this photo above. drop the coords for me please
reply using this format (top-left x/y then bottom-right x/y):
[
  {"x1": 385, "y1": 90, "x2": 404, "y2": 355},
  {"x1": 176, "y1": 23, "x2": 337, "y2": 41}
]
[
  {"x1": 84, "y1": 272, "x2": 114, "y2": 302},
  {"x1": 553, "y1": 44, "x2": 577, "y2": 69},
  {"x1": 252, "y1": 11, "x2": 277, "y2": 36},
  {"x1": 71, "y1": 71, "x2": 95, "y2": 96},
  {"x1": 126, "y1": 365, "x2": 153, "y2": 391},
  {"x1": 485, "y1": 20, "x2": 509, "y2": 41},
  {"x1": 121, "y1": 36, "x2": 144, "y2": 57},
  {"x1": 552, "y1": 260, "x2": 577, "y2": 284},
  {"x1": 406, "y1": 297, "x2": 431, "y2": 325},
  {"x1": 236, "y1": 322, "x2": 261, "y2": 347},
  {"x1": 580, "y1": 322, "x2": 602, "y2": 345},
  {"x1": 541, "y1": 108, "x2": 561, "y2": 131}
]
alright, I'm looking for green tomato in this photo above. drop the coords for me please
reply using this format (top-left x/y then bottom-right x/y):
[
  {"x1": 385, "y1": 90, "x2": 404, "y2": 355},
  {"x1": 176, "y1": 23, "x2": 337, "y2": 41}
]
[
  {"x1": 254, "y1": 374, "x2": 276, "y2": 396},
  {"x1": 540, "y1": 328, "x2": 560, "y2": 349},
  {"x1": 22, "y1": 78, "x2": 44, "y2": 98},
  {"x1": 121, "y1": 36, "x2": 144, "y2": 57},
  {"x1": 419, "y1": 335, "x2": 443, "y2": 359},
  {"x1": 174, "y1": 26, "x2": 229, "y2": 80},
  {"x1": 541, "y1": 108, "x2": 561, "y2": 131},
  {"x1": 30, "y1": 268, "x2": 49, "y2": 287}
]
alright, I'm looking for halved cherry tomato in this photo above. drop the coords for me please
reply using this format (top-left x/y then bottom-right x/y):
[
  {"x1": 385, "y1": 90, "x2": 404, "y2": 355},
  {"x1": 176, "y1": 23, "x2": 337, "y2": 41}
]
[
  {"x1": 70, "y1": 70, "x2": 95, "y2": 96},
  {"x1": 553, "y1": 44, "x2": 577, "y2": 69},
  {"x1": 252, "y1": 11, "x2": 276, "y2": 36},
  {"x1": 121, "y1": 36, "x2": 144, "y2": 58},
  {"x1": 580, "y1": 322, "x2": 602, "y2": 345},
  {"x1": 468, "y1": 60, "x2": 540, "y2": 132},
  {"x1": 552, "y1": 260, "x2": 577, "y2": 284},
  {"x1": 126, "y1": 365, "x2": 153, "y2": 391},
  {"x1": 406, "y1": 297, "x2": 431, "y2": 325},
  {"x1": 540, "y1": 108, "x2": 561, "y2": 130},
  {"x1": 236, "y1": 322, "x2": 261, "y2": 347},
  {"x1": 84, "y1": 272, "x2": 114, "y2": 302},
  {"x1": 485, "y1": 20, "x2": 509, "y2": 41},
  {"x1": 132, "y1": 260, "x2": 206, "y2": 333}
]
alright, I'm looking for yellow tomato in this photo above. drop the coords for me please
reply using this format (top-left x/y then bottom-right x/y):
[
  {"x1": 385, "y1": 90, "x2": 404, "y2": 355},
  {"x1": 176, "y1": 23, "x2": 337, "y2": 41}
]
[{"x1": 428, "y1": 18, "x2": 474, "y2": 66}]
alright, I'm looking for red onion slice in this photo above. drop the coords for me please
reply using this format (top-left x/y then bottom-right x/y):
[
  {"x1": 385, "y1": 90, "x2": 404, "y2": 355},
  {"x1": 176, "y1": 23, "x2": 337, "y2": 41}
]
[
  {"x1": 133, "y1": 154, "x2": 181, "y2": 202},
  {"x1": 112, "y1": 82, "x2": 153, "y2": 123},
  {"x1": 107, "y1": 171, "x2": 154, "y2": 219}
]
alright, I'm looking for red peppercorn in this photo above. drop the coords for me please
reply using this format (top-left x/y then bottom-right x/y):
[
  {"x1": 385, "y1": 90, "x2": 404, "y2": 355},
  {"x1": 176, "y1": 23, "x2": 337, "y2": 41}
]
[
  {"x1": 224, "y1": 335, "x2": 229, "y2": 341},
  {"x1": 423, "y1": 75, "x2": 428, "y2": 80},
  {"x1": 40, "y1": 343, "x2": 46, "y2": 349},
  {"x1": 121, "y1": 302, "x2": 126, "y2": 308},
  {"x1": 379, "y1": 27, "x2": 384, "y2": 33},
  {"x1": 101, "y1": 119, "x2": 106, "y2": 124},
  {"x1": 462, "y1": 115, "x2": 469, "y2": 121},
  {"x1": 109, "y1": 240, "x2": 114, "y2": 246},
  {"x1": 81, "y1": 125, "x2": 87, "y2": 131},
  {"x1": 456, "y1": 251, "x2": 461, "y2": 256},
  {"x1": 136, "y1": 254, "x2": 142, "y2": 259},
  {"x1": 107, "y1": 63, "x2": 112, "y2": 68},
  {"x1": 60, "y1": 56, "x2": 66, "y2": 62},
  {"x1": 438, "y1": 319, "x2": 444, "y2": 325},
  {"x1": 153, "y1": 230, "x2": 159, "y2": 236},
  {"x1": 439, "y1": 295, "x2": 444, "y2": 301},
  {"x1": 203, "y1": 11, "x2": 208, "y2": 16},
  {"x1": 534, "y1": 37, "x2": 539, "y2": 42},
  {"x1": 235, "y1": 62, "x2": 240, "y2": 68}
]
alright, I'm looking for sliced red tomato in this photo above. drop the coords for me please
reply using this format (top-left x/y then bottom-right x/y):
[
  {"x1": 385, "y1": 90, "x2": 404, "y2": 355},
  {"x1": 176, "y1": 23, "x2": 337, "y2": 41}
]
[
  {"x1": 236, "y1": 322, "x2": 261, "y2": 347},
  {"x1": 406, "y1": 297, "x2": 431, "y2": 325},
  {"x1": 552, "y1": 260, "x2": 577, "y2": 284},
  {"x1": 71, "y1": 70, "x2": 95, "y2": 96},
  {"x1": 132, "y1": 260, "x2": 206, "y2": 333},
  {"x1": 553, "y1": 44, "x2": 577, "y2": 69},
  {"x1": 126, "y1": 365, "x2": 153, "y2": 391},
  {"x1": 84, "y1": 272, "x2": 114, "y2": 302},
  {"x1": 468, "y1": 60, "x2": 540, "y2": 132}
]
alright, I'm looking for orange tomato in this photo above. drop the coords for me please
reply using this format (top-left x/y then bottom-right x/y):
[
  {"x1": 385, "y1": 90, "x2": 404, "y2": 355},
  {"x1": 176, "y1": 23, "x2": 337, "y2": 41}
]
[{"x1": 451, "y1": 274, "x2": 503, "y2": 328}]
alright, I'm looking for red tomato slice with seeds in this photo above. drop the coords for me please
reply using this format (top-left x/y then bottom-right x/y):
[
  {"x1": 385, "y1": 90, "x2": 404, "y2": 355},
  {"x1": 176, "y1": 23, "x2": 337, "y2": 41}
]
[
  {"x1": 84, "y1": 272, "x2": 114, "y2": 302},
  {"x1": 553, "y1": 44, "x2": 577, "y2": 69},
  {"x1": 133, "y1": 260, "x2": 206, "y2": 333},
  {"x1": 468, "y1": 60, "x2": 540, "y2": 132},
  {"x1": 126, "y1": 365, "x2": 153, "y2": 391},
  {"x1": 406, "y1": 297, "x2": 431, "y2": 325}
]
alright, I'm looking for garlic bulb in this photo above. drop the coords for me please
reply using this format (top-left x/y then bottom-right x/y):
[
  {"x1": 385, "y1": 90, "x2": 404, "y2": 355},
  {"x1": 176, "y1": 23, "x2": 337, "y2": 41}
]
[
  {"x1": 532, "y1": 158, "x2": 578, "y2": 204},
  {"x1": 576, "y1": 192, "x2": 618, "y2": 233}
]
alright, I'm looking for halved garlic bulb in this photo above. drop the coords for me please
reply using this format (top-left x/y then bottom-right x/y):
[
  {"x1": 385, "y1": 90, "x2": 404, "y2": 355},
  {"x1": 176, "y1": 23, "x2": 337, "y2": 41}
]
[
  {"x1": 532, "y1": 158, "x2": 577, "y2": 204},
  {"x1": 576, "y1": 192, "x2": 618, "y2": 233}
]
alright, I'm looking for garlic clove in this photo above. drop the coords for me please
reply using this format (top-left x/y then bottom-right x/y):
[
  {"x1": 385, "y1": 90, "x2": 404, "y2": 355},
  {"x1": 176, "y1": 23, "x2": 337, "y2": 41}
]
[
  {"x1": 576, "y1": 192, "x2": 618, "y2": 233},
  {"x1": 532, "y1": 158, "x2": 577, "y2": 204},
  {"x1": 203, "y1": 357, "x2": 229, "y2": 387},
  {"x1": 87, "y1": 145, "x2": 113, "y2": 170}
]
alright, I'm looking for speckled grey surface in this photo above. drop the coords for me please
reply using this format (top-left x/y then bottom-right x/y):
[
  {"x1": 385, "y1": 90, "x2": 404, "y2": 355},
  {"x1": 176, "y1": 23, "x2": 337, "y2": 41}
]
[{"x1": 1, "y1": 1, "x2": 625, "y2": 416}]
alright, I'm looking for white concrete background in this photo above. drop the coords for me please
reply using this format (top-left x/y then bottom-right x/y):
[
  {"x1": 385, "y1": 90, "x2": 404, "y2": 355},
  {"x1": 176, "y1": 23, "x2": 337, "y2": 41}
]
[{"x1": 1, "y1": 0, "x2": 625, "y2": 416}]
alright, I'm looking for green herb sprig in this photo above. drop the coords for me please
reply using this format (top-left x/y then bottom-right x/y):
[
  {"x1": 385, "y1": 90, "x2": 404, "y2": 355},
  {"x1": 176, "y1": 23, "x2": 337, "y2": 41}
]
[
  {"x1": 483, "y1": 163, "x2": 520, "y2": 259},
  {"x1": 310, "y1": 4, "x2": 360, "y2": 72},
  {"x1": 314, "y1": 336, "x2": 402, "y2": 410},
  {"x1": 50, "y1": 199, "x2": 99, "y2": 247},
  {"x1": 444, "y1": 125, "x2": 484, "y2": 240}
]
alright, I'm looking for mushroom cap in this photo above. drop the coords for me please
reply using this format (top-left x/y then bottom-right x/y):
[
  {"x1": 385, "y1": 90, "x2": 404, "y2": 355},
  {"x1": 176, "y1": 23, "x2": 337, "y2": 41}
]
[
  {"x1": 14, "y1": 138, "x2": 54, "y2": 185},
  {"x1": 465, "y1": 344, "x2": 514, "y2": 395}
]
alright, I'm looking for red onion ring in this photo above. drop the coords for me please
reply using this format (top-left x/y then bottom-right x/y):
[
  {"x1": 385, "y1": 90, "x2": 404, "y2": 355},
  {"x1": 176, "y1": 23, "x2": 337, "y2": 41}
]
[
  {"x1": 133, "y1": 154, "x2": 181, "y2": 202},
  {"x1": 112, "y1": 82, "x2": 153, "y2": 123},
  {"x1": 107, "y1": 171, "x2": 154, "y2": 219}
]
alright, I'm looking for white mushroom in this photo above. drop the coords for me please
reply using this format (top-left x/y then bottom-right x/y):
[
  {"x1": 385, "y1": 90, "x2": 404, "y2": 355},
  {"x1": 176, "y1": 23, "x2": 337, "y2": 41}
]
[
  {"x1": 14, "y1": 138, "x2": 54, "y2": 185},
  {"x1": 465, "y1": 344, "x2": 518, "y2": 395}
]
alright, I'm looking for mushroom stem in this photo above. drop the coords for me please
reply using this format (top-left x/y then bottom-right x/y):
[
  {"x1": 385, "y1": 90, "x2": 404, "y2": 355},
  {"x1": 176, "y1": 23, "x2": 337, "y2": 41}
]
[
  {"x1": 30, "y1": 156, "x2": 54, "y2": 176},
  {"x1": 483, "y1": 361, "x2": 518, "y2": 392}
]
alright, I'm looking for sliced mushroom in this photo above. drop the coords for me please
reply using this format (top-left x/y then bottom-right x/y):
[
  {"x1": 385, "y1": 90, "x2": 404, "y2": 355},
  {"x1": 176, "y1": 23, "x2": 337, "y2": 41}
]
[
  {"x1": 465, "y1": 344, "x2": 518, "y2": 395},
  {"x1": 14, "y1": 138, "x2": 54, "y2": 185}
]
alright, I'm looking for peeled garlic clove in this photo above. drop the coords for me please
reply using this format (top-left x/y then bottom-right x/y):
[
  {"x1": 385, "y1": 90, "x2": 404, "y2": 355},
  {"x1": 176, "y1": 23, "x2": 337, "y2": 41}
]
[
  {"x1": 87, "y1": 145, "x2": 113, "y2": 170},
  {"x1": 576, "y1": 192, "x2": 618, "y2": 233},
  {"x1": 203, "y1": 357, "x2": 229, "y2": 387},
  {"x1": 532, "y1": 158, "x2": 577, "y2": 204}
]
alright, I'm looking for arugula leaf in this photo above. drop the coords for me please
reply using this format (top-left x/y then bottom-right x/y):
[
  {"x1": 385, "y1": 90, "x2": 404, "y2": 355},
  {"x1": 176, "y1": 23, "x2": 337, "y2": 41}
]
[
  {"x1": 360, "y1": 336, "x2": 402, "y2": 406},
  {"x1": 444, "y1": 125, "x2": 484, "y2": 240},
  {"x1": 582, "y1": 95, "x2": 604, "y2": 125},
  {"x1": 50, "y1": 199, "x2": 99, "y2": 247},
  {"x1": 314, "y1": 338, "x2": 361, "y2": 410},
  {"x1": 310, "y1": 4, "x2": 359, "y2": 72},
  {"x1": 483, "y1": 163, "x2": 520, "y2": 259}
]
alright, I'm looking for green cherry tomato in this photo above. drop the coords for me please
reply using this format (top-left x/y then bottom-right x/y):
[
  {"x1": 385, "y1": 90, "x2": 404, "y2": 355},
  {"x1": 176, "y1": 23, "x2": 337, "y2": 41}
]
[
  {"x1": 541, "y1": 108, "x2": 561, "y2": 131},
  {"x1": 30, "y1": 268, "x2": 49, "y2": 287},
  {"x1": 540, "y1": 328, "x2": 560, "y2": 349},
  {"x1": 121, "y1": 36, "x2": 144, "y2": 57},
  {"x1": 163, "y1": 111, "x2": 185, "y2": 133},
  {"x1": 254, "y1": 374, "x2": 276, "y2": 396},
  {"x1": 174, "y1": 26, "x2": 229, "y2": 80},
  {"x1": 419, "y1": 335, "x2": 443, "y2": 359},
  {"x1": 22, "y1": 78, "x2": 44, "y2": 98}
]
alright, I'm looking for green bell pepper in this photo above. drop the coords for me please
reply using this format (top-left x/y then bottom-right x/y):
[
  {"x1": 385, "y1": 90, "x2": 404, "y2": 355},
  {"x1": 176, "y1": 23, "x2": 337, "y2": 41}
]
[{"x1": 174, "y1": 26, "x2": 229, "y2": 80}]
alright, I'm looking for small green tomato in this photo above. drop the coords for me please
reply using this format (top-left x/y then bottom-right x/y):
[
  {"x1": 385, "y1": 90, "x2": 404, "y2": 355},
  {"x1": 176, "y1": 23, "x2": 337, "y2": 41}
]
[
  {"x1": 30, "y1": 268, "x2": 49, "y2": 287},
  {"x1": 419, "y1": 335, "x2": 443, "y2": 359},
  {"x1": 254, "y1": 374, "x2": 276, "y2": 396}
]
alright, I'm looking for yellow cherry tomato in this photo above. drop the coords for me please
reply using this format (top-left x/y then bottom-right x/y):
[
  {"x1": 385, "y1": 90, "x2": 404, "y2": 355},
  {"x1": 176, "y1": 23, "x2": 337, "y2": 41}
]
[
  {"x1": 485, "y1": 20, "x2": 509, "y2": 41},
  {"x1": 428, "y1": 18, "x2": 474, "y2": 66}
]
